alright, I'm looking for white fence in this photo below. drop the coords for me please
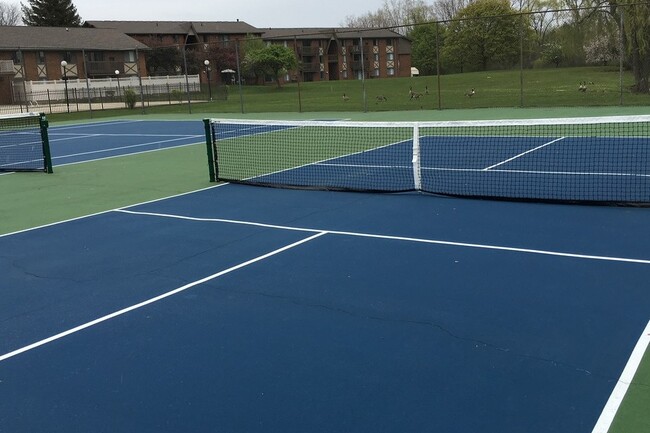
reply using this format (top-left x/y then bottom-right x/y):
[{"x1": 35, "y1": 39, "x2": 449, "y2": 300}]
[{"x1": 20, "y1": 74, "x2": 200, "y2": 102}]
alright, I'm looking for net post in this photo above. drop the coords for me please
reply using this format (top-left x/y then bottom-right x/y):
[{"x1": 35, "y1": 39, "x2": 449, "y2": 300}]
[
  {"x1": 203, "y1": 118, "x2": 217, "y2": 182},
  {"x1": 39, "y1": 114, "x2": 53, "y2": 174},
  {"x1": 412, "y1": 124, "x2": 421, "y2": 191}
]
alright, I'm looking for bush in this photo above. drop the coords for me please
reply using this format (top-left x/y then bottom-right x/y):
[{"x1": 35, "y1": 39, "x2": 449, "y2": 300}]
[{"x1": 124, "y1": 88, "x2": 137, "y2": 109}]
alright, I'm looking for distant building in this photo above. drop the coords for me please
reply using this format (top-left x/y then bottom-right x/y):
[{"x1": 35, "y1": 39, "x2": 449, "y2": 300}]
[
  {"x1": 0, "y1": 21, "x2": 413, "y2": 105},
  {"x1": 86, "y1": 21, "x2": 412, "y2": 85},
  {"x1": 0, "y1": 26, "x2": 148, "y2": 105},
  {"x1": 261, "y1": 28, "x2": 412, "y2": 83},
  {"x1": 85, "y1": 20, "x2": 261, "y2": 50}
]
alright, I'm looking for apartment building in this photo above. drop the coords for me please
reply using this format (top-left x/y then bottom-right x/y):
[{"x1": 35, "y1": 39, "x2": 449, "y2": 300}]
[
  {"x1": 262, "y1": 28, "x2": 412, "y2": 83},
  {"x1": 0, "y1": 26, "x2": 148, "y2": 104}
]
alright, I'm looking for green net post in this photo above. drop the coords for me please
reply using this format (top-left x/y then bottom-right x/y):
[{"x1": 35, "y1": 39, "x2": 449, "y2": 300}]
[
  {"x1": 203, "y1": 119, "x2": 217, "y2": 182},
  {"x1": 39, "y1": 114, "x2": 53, "y2": 174}
]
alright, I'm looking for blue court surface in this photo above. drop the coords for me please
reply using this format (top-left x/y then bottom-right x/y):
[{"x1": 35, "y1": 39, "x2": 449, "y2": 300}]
[
  {"x1": 46, "y1": 119, "x2": 203, "y2": 166},
  {"x1": 1, "y1": 183, "x2": 649, "y2": 433}
]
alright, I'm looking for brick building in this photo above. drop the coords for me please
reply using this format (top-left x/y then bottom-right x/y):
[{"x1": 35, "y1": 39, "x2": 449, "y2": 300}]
[
  {"x1": 262, "y1": 28, "x2": 412, "y2": 83},
  {"x1": 0, "y1": 26, "x2": 148, "y2": 105},
  {"x1": 85, "y1": 21, "x2": 412, "y2": 85}
]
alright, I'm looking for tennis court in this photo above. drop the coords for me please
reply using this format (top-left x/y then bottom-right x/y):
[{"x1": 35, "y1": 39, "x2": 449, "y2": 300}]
[
  {"x1": 1, "y1": 117, "x2": 649, "y2": 433},
  {"x1": 208, "y1": 117, "x2": 650, "y2": 204}
]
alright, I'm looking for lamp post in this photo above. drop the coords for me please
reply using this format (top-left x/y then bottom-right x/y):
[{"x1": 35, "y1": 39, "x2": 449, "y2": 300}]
[
  {"x1": 114, "y1": 69, "x2": 121, "y2": 105},
  {"x1": 204, "y1": 59, "x2": 212, "y2": 101},
  {"x1": 60, "y1": 60, "x2": 70, "y2": 113}
]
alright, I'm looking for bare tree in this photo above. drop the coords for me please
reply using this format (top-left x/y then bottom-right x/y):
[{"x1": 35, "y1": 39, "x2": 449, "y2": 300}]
[
  {"x1": 433, "y1": 0, "x2": 474, "y2": 22},
  {"x1": 0, "y1": 1, "x2": 20, "y2": 25},
  {"x1": 343, "y1": 0, "x2": 436, "y2": 34}
]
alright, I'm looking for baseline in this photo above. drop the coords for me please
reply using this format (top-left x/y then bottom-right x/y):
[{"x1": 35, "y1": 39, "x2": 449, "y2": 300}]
[{"x1": 115, "y1": 209, "x2": 650, "y2": 265}]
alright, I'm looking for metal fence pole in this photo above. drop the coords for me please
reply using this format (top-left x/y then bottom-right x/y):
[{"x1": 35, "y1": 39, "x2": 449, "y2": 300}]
[
  {"x1": 436, "y1": 22, "x2": 442, "y2": 110},
  {"x1": 235, "y1": 40, "x2": 244, "y2": 114},
  {"x1": 82, "y1": 49, "x2": 93, "y2": 118}
]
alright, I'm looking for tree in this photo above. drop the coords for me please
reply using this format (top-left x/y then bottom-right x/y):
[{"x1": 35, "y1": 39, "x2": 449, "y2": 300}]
[
  {"x1": 441, "y1": 0, "x2": 527, "y2": 72},
  {"x1": 204, "y1": 42, "x2": 238, "y2": 76},
  {"x1": 433, "y1": 0, "x2": 473, "y2": 22},
  {"x1": 243, "y1": 44, "x2": 297, "y2": 88},
  {"x1": 609, "y1": 0, "x2": 650, "y2": 93},
  {"x1": 540, "y1": 42, "x2": 564, "y2": 66},
  {"x1": 144, "y1": 45, "x2": 183, "y2": 76},
  {"x1": 343, "y1": 0, "x2": 436, "y2": 35},
  {"x1": 584, "y1": 34, "x2": 618, "y2": 65},
  {"x1": 0, "y1": 1, "x2": 20, "y2": 25},
  {"x1": 22, "y1": 0, "x2": 82, "y2": 26},
  {"x1": 410, "y1": 23, "x2": 440, "y2": 75}
]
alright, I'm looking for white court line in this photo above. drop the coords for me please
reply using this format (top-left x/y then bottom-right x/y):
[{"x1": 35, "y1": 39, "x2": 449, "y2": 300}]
[
  {"x1": 420, "y1": 166, "x2": 650, "y2": 178},
  {"x1": 483, "y1": 137, "x2": 567, "y2": 171},
  {"x1": 52, "y1": 135, "x2": 203, "y2": 161},
  {"x1": 0, "y1": 231, "x2": 327, "y2": 363},
  {"x1": 0, "y1": 183, "x2": 228, "y2": 239},
  {"x1": 592, "y1": 319, "x2": 650, "y2": 433},
  {"x1": 49, "y1": 133, "x2": 199, "y2": 138},
  {"x1": 48, "y1": 119, "x2": 144, "y2": 131},
  {"x1": 115, "y1": 209, "x2": 650, "y2": 265}
]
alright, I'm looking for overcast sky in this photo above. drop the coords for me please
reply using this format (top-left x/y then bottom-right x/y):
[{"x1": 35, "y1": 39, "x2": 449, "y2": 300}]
[{"x1": 72, "y1": 0, "x2": 383, "y2": 28}]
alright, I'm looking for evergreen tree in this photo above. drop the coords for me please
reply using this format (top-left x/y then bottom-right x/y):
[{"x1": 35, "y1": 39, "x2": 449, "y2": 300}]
[{"x1": 22, "y1": 0, "x2": 82, "y2": 27}]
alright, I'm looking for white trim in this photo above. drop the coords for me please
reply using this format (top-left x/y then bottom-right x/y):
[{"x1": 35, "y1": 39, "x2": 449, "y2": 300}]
[{"x1": 412, "y1": 124, "x2": 422, "y2": 191}]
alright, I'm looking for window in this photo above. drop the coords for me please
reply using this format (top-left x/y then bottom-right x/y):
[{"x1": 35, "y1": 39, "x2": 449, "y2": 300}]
[
  {"x1": 387, "y1": 53, "x2": 394, "y2": 61},
  {"x1": 62, "y1": 51, "x2": 75, "y2": 63},
  {"x1": 87, "y1": 52, "x2": 104, "y2": 61},
  {"x1": 37, "y1": 51, "x2": 46, "y2": 64},
  {"x1": 124, "y1": 51, "x2": 136, "y2": 62},
  {"x1": 387, "y1": 67, "x2": 395, "y2": 76},
  {"x1": 12, "y1": 51, "x2": 22, "y2": 64},
  {"x1": 373, "y1": 68, "x2": 380, "y2": 77}
]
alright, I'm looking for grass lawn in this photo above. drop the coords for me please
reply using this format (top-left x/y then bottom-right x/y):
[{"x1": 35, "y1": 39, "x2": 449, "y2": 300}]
[{"x1": 42, "y1": 66, "x2": 650, "y2": 123}]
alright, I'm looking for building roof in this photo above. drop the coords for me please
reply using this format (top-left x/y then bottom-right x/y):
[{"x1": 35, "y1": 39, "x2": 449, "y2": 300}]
[
  {"x1": 86, "y1": 20, "x2": 259, "y2": 35},
  {"x1": 0, "y1": 26, "x2": 149, "y2": 51},
  {"x1": 191, "y1": 21, "x2": 261, "y2": 35},
  {"x1": 261, "y1": 27, "x2": 408, "y2": 41}
]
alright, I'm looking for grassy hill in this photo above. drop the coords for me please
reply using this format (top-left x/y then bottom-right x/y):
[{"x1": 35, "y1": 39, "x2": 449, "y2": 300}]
[{"x1": 147, "y1": 65, "x2": 650, "y2": 114}]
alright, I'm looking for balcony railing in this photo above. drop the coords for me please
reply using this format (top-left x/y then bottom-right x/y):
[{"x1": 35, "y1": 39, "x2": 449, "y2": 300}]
[
  {"x1": 86, "y1": 61, "x2": 126, "y2": 76},
  {"x1": 298, "y1": 46, "x2": 318, "y2": 56},
  {"x1": 300, "y1": 63, "x2": 320, "y2": 73}
]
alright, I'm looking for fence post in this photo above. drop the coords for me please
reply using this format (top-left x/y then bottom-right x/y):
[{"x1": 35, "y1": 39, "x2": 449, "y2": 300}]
[{"x1": 47, "y1": 89, "x2": 52, "y2": 114}]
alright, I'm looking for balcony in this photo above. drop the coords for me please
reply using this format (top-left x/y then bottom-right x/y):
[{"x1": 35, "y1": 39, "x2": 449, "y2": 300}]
[
  {"x1": 350, "y1": 61, "x2": 368, "y2": 71},
  {"x1": 300, "y1": 63, "x2": 320, "y2": 73},
  {"x1": 299, "y1": 46, "x2": 318, "y2": 56},
  {"x1": 86, "y1": 61, "x2": 126, "y2": 77}
]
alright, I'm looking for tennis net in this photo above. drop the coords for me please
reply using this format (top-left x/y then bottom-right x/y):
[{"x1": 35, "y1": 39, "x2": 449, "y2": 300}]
[
  {"x1": 204, "y1": 116, "x2": 650, "y2": 205},
  {"x1": 0, "y1": 113, "x2": 52, "y2": 173}
]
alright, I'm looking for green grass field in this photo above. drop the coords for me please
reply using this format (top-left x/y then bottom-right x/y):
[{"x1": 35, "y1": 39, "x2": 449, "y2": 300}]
[
  {"x1": 2, "y1": 65, "x2": 649, "y2": 433},
  {"x1": 42, "y1": 66, "x2": 650, "y2": 123}
]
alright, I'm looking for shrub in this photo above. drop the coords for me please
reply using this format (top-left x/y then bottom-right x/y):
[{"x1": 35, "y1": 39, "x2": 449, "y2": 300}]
[{"x1": 124, "y1": 88, "x2": 137, "y2": 109}]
